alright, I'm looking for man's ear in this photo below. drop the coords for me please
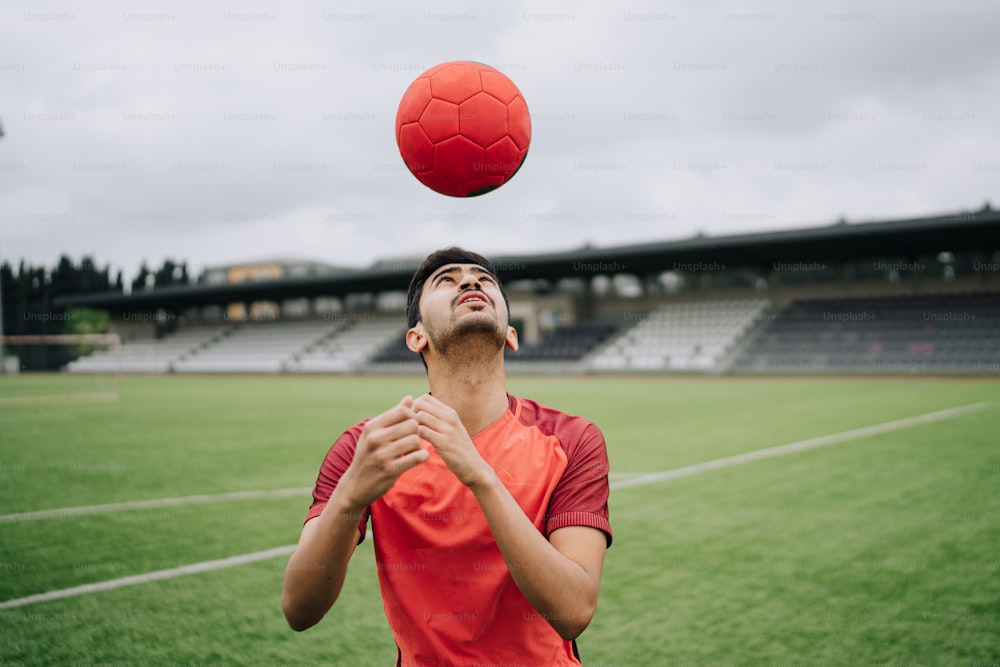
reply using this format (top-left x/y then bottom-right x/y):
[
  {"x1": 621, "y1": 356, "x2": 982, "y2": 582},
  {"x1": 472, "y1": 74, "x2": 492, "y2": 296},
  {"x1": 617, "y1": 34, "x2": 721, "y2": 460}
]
[
  {"x1": 406, "y1": 323, "x2": 428, "y2": 354},
  {"x1": 504, "y1": 325, "x2": 519, "y2": 352}
]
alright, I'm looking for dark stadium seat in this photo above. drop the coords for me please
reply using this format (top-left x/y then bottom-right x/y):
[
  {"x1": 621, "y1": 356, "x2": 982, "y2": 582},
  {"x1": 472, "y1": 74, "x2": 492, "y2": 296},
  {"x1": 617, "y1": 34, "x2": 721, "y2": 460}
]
[
  {"x1": 505, "y1": 321, "x2": 620, "y2": 363},
  {"x1": 732, "y1": 291, "x2": 1000, "y2": 374}
]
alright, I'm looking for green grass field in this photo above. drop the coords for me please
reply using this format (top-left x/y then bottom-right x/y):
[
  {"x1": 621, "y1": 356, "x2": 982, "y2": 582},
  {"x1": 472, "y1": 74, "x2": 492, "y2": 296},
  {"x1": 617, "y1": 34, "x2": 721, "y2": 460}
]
[{"x1": 1, "y1": 374, "x2": 998, "y2": 666}]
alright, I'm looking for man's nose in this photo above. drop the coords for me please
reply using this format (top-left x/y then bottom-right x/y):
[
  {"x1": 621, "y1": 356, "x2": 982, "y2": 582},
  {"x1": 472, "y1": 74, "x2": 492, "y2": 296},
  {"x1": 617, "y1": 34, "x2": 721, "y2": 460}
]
[{"x1": 459, "y1": 273, "x2": 482, "y2": 290}]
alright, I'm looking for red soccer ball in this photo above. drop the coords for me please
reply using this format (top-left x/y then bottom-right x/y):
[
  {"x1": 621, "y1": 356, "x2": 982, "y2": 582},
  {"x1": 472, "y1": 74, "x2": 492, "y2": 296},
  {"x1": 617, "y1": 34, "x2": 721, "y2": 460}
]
[{"x1": 395, "y1": 60, "x2": 531, "y2": 197}]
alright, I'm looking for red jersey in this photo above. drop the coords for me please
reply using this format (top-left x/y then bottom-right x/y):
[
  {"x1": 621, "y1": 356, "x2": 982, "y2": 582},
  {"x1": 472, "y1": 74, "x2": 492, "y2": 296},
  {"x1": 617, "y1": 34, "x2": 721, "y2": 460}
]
[{"x1": 306, "y1": 394, "x2": 612, "y2": 666}]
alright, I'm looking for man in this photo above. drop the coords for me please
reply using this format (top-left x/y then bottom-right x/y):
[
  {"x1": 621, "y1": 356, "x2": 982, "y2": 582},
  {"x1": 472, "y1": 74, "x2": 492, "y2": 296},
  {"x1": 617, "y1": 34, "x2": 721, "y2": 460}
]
[{"x1": 282, "y1": 247, "x2": 612, "y2": 665}]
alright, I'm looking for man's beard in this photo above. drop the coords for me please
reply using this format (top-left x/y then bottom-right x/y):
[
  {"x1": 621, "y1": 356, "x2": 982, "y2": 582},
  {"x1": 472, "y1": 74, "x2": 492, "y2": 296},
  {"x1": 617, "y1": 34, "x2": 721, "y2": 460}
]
[{"x1": 427, "y1": 312, "x2": 507, "y2": 360}]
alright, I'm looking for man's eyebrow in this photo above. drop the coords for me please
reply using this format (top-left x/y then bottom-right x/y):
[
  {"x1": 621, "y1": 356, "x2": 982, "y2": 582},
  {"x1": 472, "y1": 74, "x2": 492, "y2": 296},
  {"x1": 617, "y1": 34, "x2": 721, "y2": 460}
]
[{"x1": 429, "y1": 265, "x2": 493, "y2": 284}]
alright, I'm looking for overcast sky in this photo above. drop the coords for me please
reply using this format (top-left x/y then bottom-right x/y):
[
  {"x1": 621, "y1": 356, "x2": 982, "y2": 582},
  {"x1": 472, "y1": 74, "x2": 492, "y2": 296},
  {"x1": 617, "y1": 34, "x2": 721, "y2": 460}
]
[{"x1": 1, "y1": 0, "x2": 997, "y2": 283}]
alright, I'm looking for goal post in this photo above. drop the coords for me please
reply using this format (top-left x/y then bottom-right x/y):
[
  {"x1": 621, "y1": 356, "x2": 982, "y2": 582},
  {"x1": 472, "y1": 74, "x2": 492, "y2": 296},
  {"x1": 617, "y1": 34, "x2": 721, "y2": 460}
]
[{"x1": 0, "y1": 333, "x2": 122, "y2": 404}]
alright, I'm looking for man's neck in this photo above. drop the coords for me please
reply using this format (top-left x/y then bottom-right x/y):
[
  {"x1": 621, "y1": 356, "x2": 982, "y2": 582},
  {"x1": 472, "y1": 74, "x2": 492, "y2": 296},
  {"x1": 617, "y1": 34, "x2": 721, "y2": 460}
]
[{"x1": 426, "y1": 351, "x2": 510, "y2": 437}]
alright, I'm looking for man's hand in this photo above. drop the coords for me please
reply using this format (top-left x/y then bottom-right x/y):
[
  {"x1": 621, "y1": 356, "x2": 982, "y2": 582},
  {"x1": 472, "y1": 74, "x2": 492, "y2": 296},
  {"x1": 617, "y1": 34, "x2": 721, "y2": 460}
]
[
  {"x1": 337, "y1": 396, "x2": 429, "y2": 509},
  {"x1": 412, "y1": 393, "x2": 492, "y2": 488}
]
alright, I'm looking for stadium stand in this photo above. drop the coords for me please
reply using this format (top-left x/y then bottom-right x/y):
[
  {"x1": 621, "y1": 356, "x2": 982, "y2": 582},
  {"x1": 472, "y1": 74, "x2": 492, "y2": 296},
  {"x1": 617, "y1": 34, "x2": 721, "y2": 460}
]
[
  {"x1": 171, "y1": 319, "x2": 339, "y2": 373},
  {"x1": 65, "y1": 293, "x2": 999, "y2": 376},
  {"x1": 67, "y1": 324, "x2": 231, "y2": 374},
  {"x1": 731, "y1": 292, "x2": 1000, "y2": 373},
  {"x1": 69, "y1": 317, "x2": 410, "y2": 374},
  {"x1": 284, "y1": 317, "x2": 407, "y2": 373},
  {"x1": 51, "y1": 207, "x2": 1000, "y2": 377},
  {"x1": 590, "y1": 299, "x2": 771, "y2": 372}
]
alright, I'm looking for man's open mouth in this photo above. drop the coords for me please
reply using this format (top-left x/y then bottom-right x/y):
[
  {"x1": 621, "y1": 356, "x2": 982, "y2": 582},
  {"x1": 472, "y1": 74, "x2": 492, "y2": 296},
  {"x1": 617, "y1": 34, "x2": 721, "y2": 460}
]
[{"x1": 456, "y1": 292, "x2": 490, "y2": 307}]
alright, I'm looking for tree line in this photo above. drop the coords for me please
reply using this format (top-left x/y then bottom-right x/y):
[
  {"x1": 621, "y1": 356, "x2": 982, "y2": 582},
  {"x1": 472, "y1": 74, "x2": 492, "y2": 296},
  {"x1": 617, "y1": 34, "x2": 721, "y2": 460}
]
[{"x1": 1, "y1": 256, "x2": 189, "y2": 370}]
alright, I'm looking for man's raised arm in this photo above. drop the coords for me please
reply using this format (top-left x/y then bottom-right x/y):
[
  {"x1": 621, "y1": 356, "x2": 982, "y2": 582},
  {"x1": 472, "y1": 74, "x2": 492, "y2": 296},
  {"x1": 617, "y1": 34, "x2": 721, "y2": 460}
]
[{"x1": 281, "y1": 396, "x2": 428, "y2": 631}]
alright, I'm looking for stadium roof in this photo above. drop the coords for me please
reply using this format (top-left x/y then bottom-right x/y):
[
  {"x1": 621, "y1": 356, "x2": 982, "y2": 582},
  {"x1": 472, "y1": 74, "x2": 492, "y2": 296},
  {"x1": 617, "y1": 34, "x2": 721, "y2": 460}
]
[{"x1": 56, "y1": 205, "x2": 1000, "y2": 313}]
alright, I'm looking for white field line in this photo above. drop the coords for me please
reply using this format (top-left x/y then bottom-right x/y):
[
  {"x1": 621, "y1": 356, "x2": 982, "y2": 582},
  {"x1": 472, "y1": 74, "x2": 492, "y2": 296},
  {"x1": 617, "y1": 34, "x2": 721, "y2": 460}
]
[
  {"x1": 0, "y1": 546, "x2": 296, "y2": 610},
  {"x1": 0, "y1": 401, "x2": 993, "y2": 610},
  {"x1": 610, "y1": 401, "x2": 995, "y2": 491},
  {"x1": 0, "y1": 487, "x2": 312, "y2": 523}
]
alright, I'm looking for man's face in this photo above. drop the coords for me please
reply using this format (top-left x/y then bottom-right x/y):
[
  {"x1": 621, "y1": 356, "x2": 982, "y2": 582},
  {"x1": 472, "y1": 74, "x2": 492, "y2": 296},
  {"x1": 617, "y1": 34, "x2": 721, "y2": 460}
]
[{"x1": 413, "y1": 263, "x2": 514, "y2": 357}]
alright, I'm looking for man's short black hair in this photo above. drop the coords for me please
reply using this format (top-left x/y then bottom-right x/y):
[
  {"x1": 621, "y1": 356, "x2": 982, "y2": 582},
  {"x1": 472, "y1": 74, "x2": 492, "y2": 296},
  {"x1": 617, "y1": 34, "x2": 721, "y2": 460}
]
[{"x1": 405, "y1": 247, "x2": 509, "y2": 329}]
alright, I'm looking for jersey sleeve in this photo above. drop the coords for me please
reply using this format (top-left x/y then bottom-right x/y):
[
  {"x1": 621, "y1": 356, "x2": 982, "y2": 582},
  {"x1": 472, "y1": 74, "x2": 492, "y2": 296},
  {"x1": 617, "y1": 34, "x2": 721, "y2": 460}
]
[
  {"x1": 305, "y1": 421, "x2": 370, "y2": 542},
  {"x1": 546, "y1": 421, "x2": 613, "y2": 546}
]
